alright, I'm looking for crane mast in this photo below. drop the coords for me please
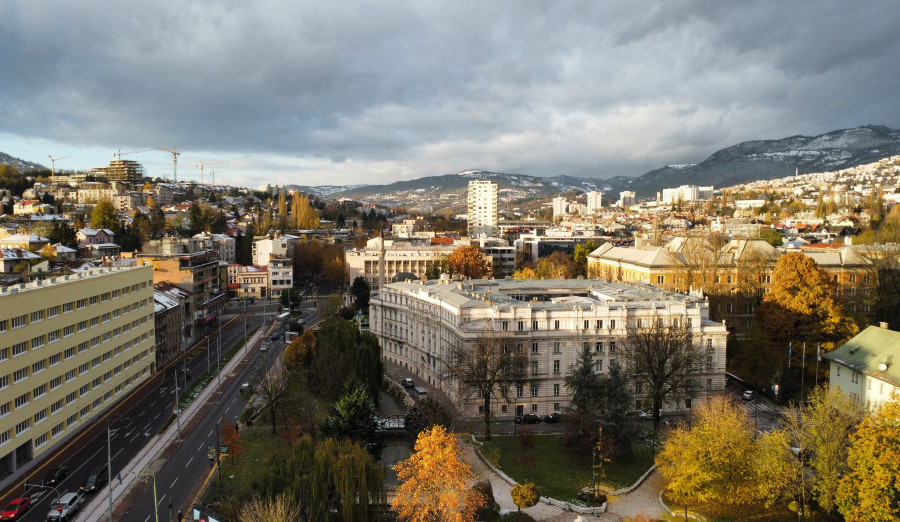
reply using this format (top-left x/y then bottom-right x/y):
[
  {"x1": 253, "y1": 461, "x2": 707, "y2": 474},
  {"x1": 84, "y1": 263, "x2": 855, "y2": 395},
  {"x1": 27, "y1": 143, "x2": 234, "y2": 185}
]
[
  {"x1": 48, "y1": 155, "x2": 71, "y2": 177},
  {"x1": 158, "y1": 146, "x2": 180, "y2": 182},
  {"x1": 194, "y1": 160, "x2": 226, "y2": 185}
]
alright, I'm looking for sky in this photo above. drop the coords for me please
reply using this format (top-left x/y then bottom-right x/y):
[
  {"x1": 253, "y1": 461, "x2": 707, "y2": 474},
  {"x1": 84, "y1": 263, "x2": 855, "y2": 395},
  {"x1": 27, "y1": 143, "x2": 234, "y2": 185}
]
[{"x1": 2, "y1": 1, "x2": 899, "y2": 189}]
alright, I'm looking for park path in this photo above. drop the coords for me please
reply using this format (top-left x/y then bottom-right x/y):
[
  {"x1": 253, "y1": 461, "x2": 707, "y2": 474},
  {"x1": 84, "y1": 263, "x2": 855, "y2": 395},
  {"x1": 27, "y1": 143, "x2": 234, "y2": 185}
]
[{"x1": 460, "y1": 437, "x2": 668, "y2": 521}]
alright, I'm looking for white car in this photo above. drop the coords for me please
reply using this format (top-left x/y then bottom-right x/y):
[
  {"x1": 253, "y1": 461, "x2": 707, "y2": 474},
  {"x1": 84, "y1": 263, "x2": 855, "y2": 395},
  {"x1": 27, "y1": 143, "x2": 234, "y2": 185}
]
[{"x1": 742, "y1": 390, "x2": 756, "y2": 401}]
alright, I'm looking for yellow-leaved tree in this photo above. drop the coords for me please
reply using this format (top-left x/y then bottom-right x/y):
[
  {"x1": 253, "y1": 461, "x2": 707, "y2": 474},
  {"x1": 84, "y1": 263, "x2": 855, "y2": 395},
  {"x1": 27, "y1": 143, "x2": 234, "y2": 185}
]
[
  {"x1": 391, "y1": 425, "x2": 484, "y2": 521},
  {"x1": 447, "y1": 245, "x2": 492, "y2": 279},
  {"x1": 836, "y1": 394, "x2": 900, "y2": 521}
]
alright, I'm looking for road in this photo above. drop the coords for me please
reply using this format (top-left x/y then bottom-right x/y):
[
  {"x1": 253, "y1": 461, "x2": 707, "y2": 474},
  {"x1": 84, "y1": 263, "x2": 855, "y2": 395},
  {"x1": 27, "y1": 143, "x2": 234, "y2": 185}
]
[
  {"x1": 120, "y1": 299, "x2": 322, "y2": 521},
  {"x1": 2, "y1": 311, "x2": 265, "y2": 522}
]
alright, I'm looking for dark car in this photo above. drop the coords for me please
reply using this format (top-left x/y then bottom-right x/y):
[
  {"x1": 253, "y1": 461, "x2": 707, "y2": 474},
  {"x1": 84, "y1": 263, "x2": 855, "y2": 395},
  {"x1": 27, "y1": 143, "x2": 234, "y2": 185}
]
[
  {"x1": 42, "y1": 466, "x2": 68, "y2": 487},
  {"x1": 514, "y1": 413, "x2": 542, "y2": 424},
  {"x1": 544, "y1": 412, "x2": 563, "y2": 423},
  {"x1": 0, "y1": 497, "x2": 30, "y2": 520},
  {"x1": 270, "y1": 333, "x2": 280, "y2": 341},
  {"x1": 401, "y1": 378, "x2": 415, "y2": 388},
  {"x1": 79, "y1": 465, "x2": 108, "y2": 494}
]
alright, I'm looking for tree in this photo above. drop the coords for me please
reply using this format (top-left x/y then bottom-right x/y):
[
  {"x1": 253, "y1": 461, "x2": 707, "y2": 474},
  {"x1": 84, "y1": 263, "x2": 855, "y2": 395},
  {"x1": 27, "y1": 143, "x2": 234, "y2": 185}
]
[
  {"x1": 392, "y1": 426, "x2": 485, "y2": 522},
  {"x1": 219, "y1": 417, "x2": 245, "y2": 465},
  {"x1": 292, "y1": 193, "x2": 320, "y2": 229},
  {"x1": 239, "y1": 494, "x2": 300, "y2": 522},
  {"x1": 512, "y1": 266, "x2": 537, "y2": 279},
  {"x1": 573, "y1": 242, "x2": 597, "y2": 277},
  {"x1": 623, "y1": 319, "x2": 701, "y2": 429},
  {"x1": 46, "y1": 220, "x2": 78, "y2": 249},
  {"x1": 254, "y1": 362, "x2": 287, "y2": 433},
  {"x1": 447, "y1": 245, "x2": 492, "y2": 279},
  {"x1": 511, "y1": 482, "x2": 541, "y2": 512},
  {"x1": 563, "y1": 344, "x2": 601, "y2": 448},
  {"x1": 535, "y1": 252, "x2": 575, "y2": 279},
  {"x1": 403, "y1": 397, "x2": 453, "y2": 441},
  {"x1": 284, "y1": 329, "x2": 316, "y2": 373},
  {"x1": 90, "y1": 199, "x2": 121, "y2": 233},
  {"x1": 348, "y1": 276, "x2": 370, "y2": 311},
  {"x1": 444, "y1": 332, "x2": 527, "y2": 441},
  {"x1": 836, "y1": 394, "x2": 900, "y2": 520},
  {"x1": 597, "y1": 361, "x2": 635, "y2": 459},
  {"x1": 320, "y1": 383, "x2": 384, "y2": 458},
  {"x1": 150, "y1": 207, "x2": 167, "y2": 238},
  {"x1": 279, "y1": 287, "x2": 303, "y2": 313},
  {"x1": 656, "y1": 396, "x2": 760, "y2": 515},
  {"x1": 305, "y1": 317, "x2": 383, "y2": 403}
]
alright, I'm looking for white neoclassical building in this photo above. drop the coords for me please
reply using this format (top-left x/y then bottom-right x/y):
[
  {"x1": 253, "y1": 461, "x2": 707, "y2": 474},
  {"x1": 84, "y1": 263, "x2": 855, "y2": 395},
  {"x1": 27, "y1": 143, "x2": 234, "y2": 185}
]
[{"x1": 370, "y1": 278, "x2": 728, "y2": 418}]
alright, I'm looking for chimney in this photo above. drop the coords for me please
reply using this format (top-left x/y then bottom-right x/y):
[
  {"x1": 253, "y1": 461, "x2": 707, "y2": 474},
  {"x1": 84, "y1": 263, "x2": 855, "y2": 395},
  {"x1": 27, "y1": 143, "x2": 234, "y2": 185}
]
[{"x1": 880, "y1": 321, "x2": 890, "y2": 329}]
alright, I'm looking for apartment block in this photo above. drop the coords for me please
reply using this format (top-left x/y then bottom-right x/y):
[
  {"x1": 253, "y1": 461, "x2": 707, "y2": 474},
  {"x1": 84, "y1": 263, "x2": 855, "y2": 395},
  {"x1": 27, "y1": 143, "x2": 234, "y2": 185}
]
[
  {"x1": 0, "y1": 266, "x2": 156, "y2": 476},
  {"x1": 467, "y1": 180, "x2": 498, "y2": 238}
]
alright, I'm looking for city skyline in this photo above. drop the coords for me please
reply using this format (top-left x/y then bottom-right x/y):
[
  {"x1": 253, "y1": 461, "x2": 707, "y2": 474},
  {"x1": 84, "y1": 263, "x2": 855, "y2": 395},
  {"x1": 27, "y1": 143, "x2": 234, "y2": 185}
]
[{"x1": 2, "y1": 2, "x2": 900, "y2": 188}]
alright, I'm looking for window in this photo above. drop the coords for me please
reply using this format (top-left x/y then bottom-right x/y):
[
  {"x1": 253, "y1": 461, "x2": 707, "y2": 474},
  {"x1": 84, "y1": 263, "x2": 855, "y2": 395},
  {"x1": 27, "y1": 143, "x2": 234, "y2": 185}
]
[
  {"x1": 0, "y1": 376, "x2": 7, "y2": 389},
  {"x1": 833, "y1": 275, "x2": 839, "y2": 283},
  {"x1": 501, "y1": 321, "x2": 508, "y2": 331},
  {"x1": 849, "y1": 274, "x2": 856, "y2": 283},
  {"x1": 78, "y1": 321, "x2": 87, "y2": 332},
  {"x1": 609, "y1": 341, "x2": 616, "y2": 353},
  {"x1": 553, "y1": 383, "x2": 560, "y2": 396},
  {"x1": 15, "y1": 393, "x2": 29, "y2": 408},
  {"x1": 11, "y1": 315, "x2": 26, "y2": 329},
  {"x1": 553, "y1": 342, "x2": 561, "y2": 353},
  {"x1": 531, "y1": 361, "x2": 539, "y2": 374},
  {"x1": 531, "y1": 384, "x2": 539, "y2": 397},
  {"x1": 12, "y1": 342, "x2": 27, "y2": 356},
  {"x1": 77, "y1": 299, "x2": 87, "y2": 309},
  {"x1": 13, "y1": 368, "x2": 28, "y2": 382},
  {"x1": 657, "y1": 275, "x2": 665, "y2": 284},
  {"x1": 32, "y1": 360, "x2": 46, "y2": 373},
  {"x1": 0, "y1": 319, "x2": 6, "y2": 333},
  {"x1": 30, "y1": 310, "x2": 44, "y2": 323},
  {"x1": 63, "y1": 302, "x2": 74, "y2": 313},
  {"x1": 48, "y1": 330, "x2": 60, "y2": 343},
  {"x1": 553, "y1": 402, "x2": 560, "y2": 411},
  {"x1": 584, "y1": 320, "x2": 590, "y2": 330},
  {"x1": 31, "y1": 335, "x2": 45, "y2": 349},
  {"x1": 33, "y1": 384, "x2": 47, "y2": 399},
  {"x1": 595, "y1": 360, "x2": 603, "y2": 373},
  {"x1": 0, "y1": 403, "x2": 9, "y2": 417},
  {"x1": 553, "y1": 360, "x2": 560, "y2": 373},
  {"x1": 90, "y1": 295, "x2": 99, "y2": 305},
  {"x1": 48, "y1": 306, "x2": 60, "y2": 317},
  {"x1": 531, "y1": 404, "x2": 538, "y2": 412},
  {"x1": 0, "y1": 348, "x2": 7, "y2": 361},
  {"x1": 596, "y1": 320, "x2": 603, "y2": 329},
  {"x1": 50, "y1": 376, "x2": 62, "y2": 389},
  {"x1": 595, "y1": 342, "x2": 603, "y2": 352},
  {"x1": 610, "y1": 320, "x2": 616, "y2": 329},
  {"x1": 516, "y1": 385, "x2": 524, "y2": 398},
  {"x1": 851, "y1": 371, "x2": 860, "y2": 384},
  {"x1": 554, "y1": 320, "x2": 560, "y2": 330},
  {"x1": 706, "y1": 354, "x2": 714, "y2": 370},
  {"x1": 518, "y1": 321, "x2": 524, "y2": 331},
  {"x1": 65, "y1": 369, "x2": 77, "y2": 382},
  {"x1": 64, "y1": 347, "x2": 75, "y2": 359},
  {"x1": 15, "y1": 419, "x2": 30, "y2": 435}
]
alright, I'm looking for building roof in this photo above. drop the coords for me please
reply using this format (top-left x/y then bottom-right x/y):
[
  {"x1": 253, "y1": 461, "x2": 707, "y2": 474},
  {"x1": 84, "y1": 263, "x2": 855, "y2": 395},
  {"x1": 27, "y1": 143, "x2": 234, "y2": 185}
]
[
  {"x1": 154, "y1": 291, "x2": 181, "y2": 314},
  {"x1": 0, "y1": 233, "x2": 50, "y2": 244},
  {"x1": 822, "y1": 326, "x2": 900, "y2": 388},
  {"x1": 78, "y1": 228, "x2": 116, "y2": 236},
  {"x1": 0, "y1": 248, "x2": 41, "y2": 261}
]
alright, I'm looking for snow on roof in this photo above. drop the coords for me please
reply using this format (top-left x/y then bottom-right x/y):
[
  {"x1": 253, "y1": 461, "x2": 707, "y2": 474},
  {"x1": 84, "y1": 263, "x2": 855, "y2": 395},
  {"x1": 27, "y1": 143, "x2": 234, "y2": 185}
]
[
  {"x1": 0, "y1": 248, "x2": 41, "y2": 260},
  {"x1": 78, "y1": 228, "x2": 116, "y2": 236},
  {"x1": 154, "y1": 291, "x2": 181, "y2": 313}
]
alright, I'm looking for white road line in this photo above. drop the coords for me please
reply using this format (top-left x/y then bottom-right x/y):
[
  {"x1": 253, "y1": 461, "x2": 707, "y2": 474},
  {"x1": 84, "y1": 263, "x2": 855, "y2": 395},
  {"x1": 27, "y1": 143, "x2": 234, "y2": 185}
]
[
  {"x1": 170, "y1": 477, "x2": 178, "y2": 488},
  {"x1": 197, "y1": 443, "x2": 204, "y2": 452},
  {"x1": 208, "y1": 429, "x2": 214, "y2": 437},
  {"x1": 154, "y1": 413, "x2": 161, "y2": 420},
  {"x1": 158, "y1": 493, "x2": 167, "y2": 505},
  {"x1": 185, "y1": 456, "x2": 193, "y2": 468},
  {"x1": 144, "y1": 515, "x2": 151, "y2": 522}
]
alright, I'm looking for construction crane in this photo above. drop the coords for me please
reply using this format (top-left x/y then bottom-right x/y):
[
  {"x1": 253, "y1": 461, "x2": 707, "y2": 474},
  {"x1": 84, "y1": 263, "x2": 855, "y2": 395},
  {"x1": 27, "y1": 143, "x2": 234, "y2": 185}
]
[
  {"x1": 112, "y1": 148, "x2": 155, "y2": 161},
  {"x1": 158, "y1": 146, "x2": 180, "y2": 183},
  {"x1": 209, "y1": 169, "x2": 229, "y2": 186},
  {"x1": 48, "y1": 155, "x2": 71, "y2": 177},
  {"x1": 194, "y1": 160, "x2": 227, "y2": 185}
]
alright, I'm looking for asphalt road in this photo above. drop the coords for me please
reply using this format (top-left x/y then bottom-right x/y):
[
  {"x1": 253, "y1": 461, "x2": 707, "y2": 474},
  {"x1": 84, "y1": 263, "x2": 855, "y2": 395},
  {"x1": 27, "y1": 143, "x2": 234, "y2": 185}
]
[
  {"x1": 4, "y1": 313, "x2": 264, "y2": 522},
  {"x1": 121, "y1": 301, "x2": 323, "y2": 521}
]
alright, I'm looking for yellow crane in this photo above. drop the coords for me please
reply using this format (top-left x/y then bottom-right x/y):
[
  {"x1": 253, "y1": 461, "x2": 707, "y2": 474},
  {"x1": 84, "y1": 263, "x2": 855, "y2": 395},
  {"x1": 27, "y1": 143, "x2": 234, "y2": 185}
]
[
  {"x1": 194, "y1": 160, "x2": 227, "y2": 185},
  {"x1": 158, "y1": 146, "x2": 180, "y2": 182},
  {"x1": 209, "y1": 169, "x2": 229, "y2": 186},
  {"x1": 48, "y1": 154, "x2": 71, "y2": 177}
]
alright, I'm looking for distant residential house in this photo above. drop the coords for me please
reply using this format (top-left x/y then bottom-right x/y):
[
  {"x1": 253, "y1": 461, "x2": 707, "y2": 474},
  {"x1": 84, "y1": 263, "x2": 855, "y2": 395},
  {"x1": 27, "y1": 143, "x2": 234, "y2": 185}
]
[
  {"x1": 13, "y1": 200, "x2": 54, "y2": 216},
  {"x1": 77, "y1": 228, "x2": 116, "y2": 245},
  {"x1": 0, "y1": 248, "x2": 40, "y2": 273},
  {"x1": 822, "y1": 324, "x2": 900, "y2": 411},
  {"x1": 0, "y1": 233, "x2": 51, "y2": 252}
]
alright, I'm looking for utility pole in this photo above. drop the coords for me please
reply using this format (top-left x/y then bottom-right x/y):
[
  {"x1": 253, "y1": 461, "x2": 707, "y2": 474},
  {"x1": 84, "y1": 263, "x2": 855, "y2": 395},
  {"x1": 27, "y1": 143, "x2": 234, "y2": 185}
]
[
  {"x1": 158, "y1": 146, "x2": 180, "y2": 183},
  {"x1": 217, "y1": 313, "x2": 222, "y2": 391},
  {"x1": 137, "y1": 467, "x2": 159, "y2": 522},
  {"x1": 173, "y1": 368, "x2": 182, "y2": 439}
]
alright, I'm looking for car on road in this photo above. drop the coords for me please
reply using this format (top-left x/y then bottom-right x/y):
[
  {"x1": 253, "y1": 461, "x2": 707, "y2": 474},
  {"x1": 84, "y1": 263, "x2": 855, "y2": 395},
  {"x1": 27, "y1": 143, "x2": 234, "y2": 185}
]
[
  {"x1": 240, "y1": 382, "x2": 251, "y2": 394},
  {"x1": 401, "y1": 378, "x2": 415, "y2": 388},
  {"x1": 260, "y1": 342, "x2": 270, "y2": 352},
  {"x1": 270, "y1": 333, "x2": 281, "y2": 341},
  {"x1": 0, "y1": 497, "x2": 30, "y2": 520},
  {"x1": 46, "y1": 492, "x2": 81, "y2": 521},
  {"x1": 544, "y1": 412, "x2": 563, "y2": 423},
  {"x1": 627, "y1": 410, "x2": 651, "y2": 420},
  {"x1": 80, "y1": 465, "x2": 108, "y2": 494},
  {"x1": 42, "y1": 466, "x2": 68, "y2": 487},
  {"x1": 514, "y1": 413, "x2": 542, "y2": 424},
  {"x1": 742, "y1": 390, "x2": 756, "y2": 401}
]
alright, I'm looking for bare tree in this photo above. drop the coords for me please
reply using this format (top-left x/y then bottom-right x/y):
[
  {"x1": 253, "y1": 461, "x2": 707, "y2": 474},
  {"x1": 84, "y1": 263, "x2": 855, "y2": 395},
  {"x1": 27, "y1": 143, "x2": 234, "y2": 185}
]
[
  {"x1": 622, "y1": 318, "x2": 702, "y2": 430},
  {"x1": 253, "y1": 360, "x2": 287, "y2": 434},
  {"x1": 443, "y1": 333, "x2": 527, "y2": 441}
]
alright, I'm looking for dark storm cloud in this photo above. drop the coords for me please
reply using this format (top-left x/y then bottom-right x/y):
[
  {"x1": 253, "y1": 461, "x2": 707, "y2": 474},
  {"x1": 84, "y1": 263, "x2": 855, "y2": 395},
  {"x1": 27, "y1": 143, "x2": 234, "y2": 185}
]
[{"x1": 1, "y1": 0, "x2": 899, "y2": 186}]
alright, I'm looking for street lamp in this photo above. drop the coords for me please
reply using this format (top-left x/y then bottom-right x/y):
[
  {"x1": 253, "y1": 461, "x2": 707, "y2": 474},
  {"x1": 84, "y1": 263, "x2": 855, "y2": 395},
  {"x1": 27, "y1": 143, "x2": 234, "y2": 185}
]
[{"x1": 136, "y1": 466, "x2": 159, "y2": 522}]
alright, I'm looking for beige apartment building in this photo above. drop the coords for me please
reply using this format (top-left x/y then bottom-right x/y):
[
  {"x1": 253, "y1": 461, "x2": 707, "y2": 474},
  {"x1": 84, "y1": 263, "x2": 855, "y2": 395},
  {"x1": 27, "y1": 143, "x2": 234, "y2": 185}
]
[{"x1": 0, "y1": 265, "x2": 156, "y2": 476}]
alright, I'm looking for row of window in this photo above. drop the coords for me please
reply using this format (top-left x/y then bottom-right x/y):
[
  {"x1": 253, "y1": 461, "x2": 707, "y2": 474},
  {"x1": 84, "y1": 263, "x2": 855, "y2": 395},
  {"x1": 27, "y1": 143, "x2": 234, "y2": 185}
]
[{"x1": 0, "y1": 279, "x2": 151, "y2": 330}]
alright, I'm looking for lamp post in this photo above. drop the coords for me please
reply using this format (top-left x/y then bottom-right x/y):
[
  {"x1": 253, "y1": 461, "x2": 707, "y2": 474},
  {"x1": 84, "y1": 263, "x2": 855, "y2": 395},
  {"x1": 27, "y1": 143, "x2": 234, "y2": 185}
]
[
  {"x1": 136, "y1": 466, "x2": 159, "y2": 522},
  {"x1": 174, "y1": 368, "x2": 182, "y2": 440}
]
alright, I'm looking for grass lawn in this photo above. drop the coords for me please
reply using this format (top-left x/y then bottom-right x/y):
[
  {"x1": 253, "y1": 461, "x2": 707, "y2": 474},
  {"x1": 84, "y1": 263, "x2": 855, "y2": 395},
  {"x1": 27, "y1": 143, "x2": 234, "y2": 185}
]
[{"x1": 480, "y1": 434, "x2": 654, "y2": 504}]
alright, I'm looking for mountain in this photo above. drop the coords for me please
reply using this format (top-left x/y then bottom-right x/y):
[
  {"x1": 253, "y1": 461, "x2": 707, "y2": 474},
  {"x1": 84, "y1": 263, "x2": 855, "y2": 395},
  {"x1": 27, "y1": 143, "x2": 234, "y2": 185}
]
[
  {"x1": 0, "y1": 152, "x2": 46, "y2": 172},
  {"x1": 329, "y1": 125, "x2": 900, "y2": 209},
  {"x1": 619, "y1": 125, "x2": 900, "y2": 197},
  {"x1": 284, "y1": 184, "x2": 370, "y2": 197}
]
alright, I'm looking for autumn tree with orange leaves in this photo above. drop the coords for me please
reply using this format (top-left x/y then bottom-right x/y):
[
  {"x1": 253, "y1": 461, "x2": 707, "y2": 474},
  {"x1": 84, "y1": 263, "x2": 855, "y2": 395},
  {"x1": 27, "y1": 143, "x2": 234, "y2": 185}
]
[
  {"x1": 448, "y1": 245, "x2": 492, "y2": 279},
  {"x1": 392, "y1": 426, "x2": 485, "y2": 522}
]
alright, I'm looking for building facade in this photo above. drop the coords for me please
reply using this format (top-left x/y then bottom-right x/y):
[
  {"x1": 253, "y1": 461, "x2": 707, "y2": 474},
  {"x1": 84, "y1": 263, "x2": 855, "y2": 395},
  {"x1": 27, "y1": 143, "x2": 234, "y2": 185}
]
[
  {"x1": 0, "y1": 266, "x2": 155, "y2": 476},
  {"x1": 345, "y1": 238, "x2": 457, "y2": 289},
  {"x1": 370, "y1": 278, "x2": 728, "y2": 418},
  {"x1": 467, "y1": 180, "x2": 498, "y2": 238},
  {"x1": 823, "y1": 324, "x2": 900, "y2": 411}
]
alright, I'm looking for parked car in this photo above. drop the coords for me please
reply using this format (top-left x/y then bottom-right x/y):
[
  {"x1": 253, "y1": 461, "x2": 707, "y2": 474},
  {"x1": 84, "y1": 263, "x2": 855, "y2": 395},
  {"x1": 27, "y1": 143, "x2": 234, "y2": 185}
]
[
  {"x1": 46, "y1": 492, "x2": 81, "y2": 521},
  {"x1": 514, "y1": 413, "x2": 542, "y2": 424},
  {"x1": 401, "y1": 378, "x2": 415, "y2": 388},
  {"x1": 742, "y1": 390, "x2": 756, "y2": 401},
  {"x1": 80, "y1": 465, "x2": 108, "y2": 494},
  {"x1": 413, "y1": 386, "x2": 427, "y2": 397},
  {"x1": 544, "y1": 412, "x2": 563, "y2": 423},
  {"x1": 240, "y1": 382, "x2": 251, "y2": 394},
  {"x1": 42, "y1": 466, "x2": 68, "y2": 487},
  {"x1": 627, "y1": 410, "x2": 651, "y2": 420},
  {"x1": 0, "y1": 497, "x2": 30, "y2": 520}
]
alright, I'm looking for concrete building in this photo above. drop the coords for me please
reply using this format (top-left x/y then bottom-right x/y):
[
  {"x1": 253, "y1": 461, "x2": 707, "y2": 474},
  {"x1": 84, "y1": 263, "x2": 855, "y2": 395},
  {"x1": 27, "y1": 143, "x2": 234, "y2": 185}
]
[
  {"x1": 153, "y1": 289, "x2": 182, "y2": 365},
  {"x1": 228, "y1": 265, "x2": 268, "y2": 299},
  {"x1": 0, "y1": 265, "x2": 155, "y2": 476},
  {"x1": 823, "y1": 324, "x2": 900, "y2": 411},
  {"x1": 586, "y1": 191, "x2": 603, "y2": 214},
  {"x1": 345, "y1": 237, "x2": 457, "y2": 289},
  {"x1": 194, "y1": 233, "x2": 236, "y2": 264},
  {"x1": 552, "y1": 197, "x2": 568, "y2": 219},
  {"x1": 268, "y1": 258, "x2": 293, "y2": 299},
  {"x1": 660, "y1": 185, "x2": 700, "y2": 205},
  {"x1": 87, "y1": 159, "x2": 145, "y2": 183},
  {"x1": 619, "y1": 191, "x2": 636, "y2": 208},
  {"x1": 252, "y1": 235, "x2": 302, "y2": 266},
  {"x1": 467, "y1": 180, "x2": 498, "y2": 238},
  {"x1": 371, "y1": 278, "x2": 728, "y2": 418}
]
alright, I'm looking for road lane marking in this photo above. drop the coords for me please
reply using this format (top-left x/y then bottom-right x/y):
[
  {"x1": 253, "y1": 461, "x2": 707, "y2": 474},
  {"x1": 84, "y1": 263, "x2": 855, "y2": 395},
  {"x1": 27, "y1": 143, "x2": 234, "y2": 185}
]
[
  {"x1": 170, "y1": 477, "x2": 178, "y2": 488},
  {"x1": 185, "y1": 457, "x2": 193, "y2": 468}
]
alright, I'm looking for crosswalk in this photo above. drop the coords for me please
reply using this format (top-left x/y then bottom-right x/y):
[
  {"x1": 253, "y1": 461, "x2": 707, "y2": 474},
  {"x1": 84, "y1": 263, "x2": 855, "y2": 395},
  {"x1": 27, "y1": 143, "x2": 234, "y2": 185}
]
[{"x1": 740, "y1": 400, "x2": 780, "y2": 416}]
